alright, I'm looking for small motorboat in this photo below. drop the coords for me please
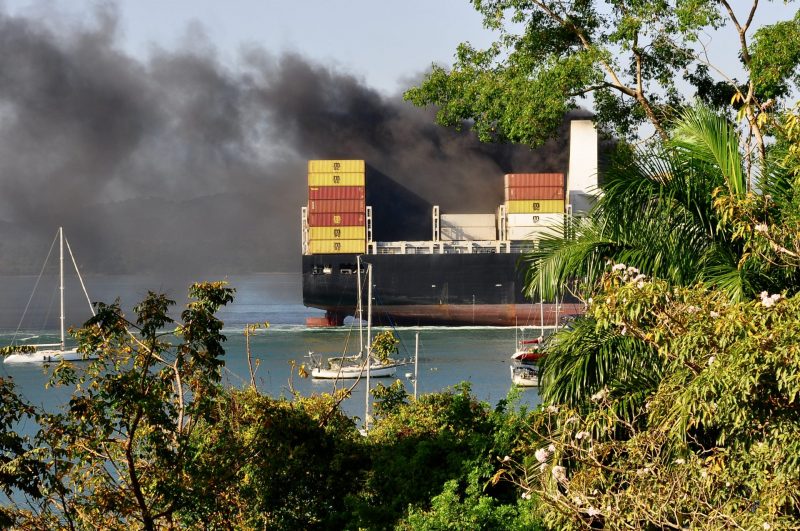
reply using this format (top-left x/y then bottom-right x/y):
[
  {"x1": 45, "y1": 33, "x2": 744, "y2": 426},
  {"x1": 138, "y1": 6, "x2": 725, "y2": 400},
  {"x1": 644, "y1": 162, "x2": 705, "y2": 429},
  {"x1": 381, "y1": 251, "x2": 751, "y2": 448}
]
[{"x1": 510, "y1": 364, "x2": 539, "y2": 387}]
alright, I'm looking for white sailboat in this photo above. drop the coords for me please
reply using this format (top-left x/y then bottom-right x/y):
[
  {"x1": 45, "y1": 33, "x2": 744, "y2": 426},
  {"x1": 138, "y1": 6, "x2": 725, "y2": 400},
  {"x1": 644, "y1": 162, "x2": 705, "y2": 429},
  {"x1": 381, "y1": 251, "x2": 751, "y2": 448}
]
[
  {"x1": 310, "y1": 258, "x2": 405, "y2": 379},
  {"x1": 509, "y1": 273, "x2": 550, "y2": 387},
  {"x1": 3, "y1": 228, "x2": 97, "y2": 364}
]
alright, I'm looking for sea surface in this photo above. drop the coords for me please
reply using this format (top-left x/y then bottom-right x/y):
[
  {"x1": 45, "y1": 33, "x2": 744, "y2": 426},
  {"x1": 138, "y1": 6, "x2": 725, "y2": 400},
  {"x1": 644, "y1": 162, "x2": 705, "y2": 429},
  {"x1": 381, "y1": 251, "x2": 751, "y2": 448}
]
[{"x1": 0, "y1": 273, "x2": 542, "y2": 422}]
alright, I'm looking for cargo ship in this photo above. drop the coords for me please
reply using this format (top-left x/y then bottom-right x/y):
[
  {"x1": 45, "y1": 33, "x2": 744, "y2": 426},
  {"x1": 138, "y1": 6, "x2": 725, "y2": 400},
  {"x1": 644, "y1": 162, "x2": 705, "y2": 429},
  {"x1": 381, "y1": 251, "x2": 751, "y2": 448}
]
[{"x1": 301, "y1": 120, "x2": 599, "y2": 327}]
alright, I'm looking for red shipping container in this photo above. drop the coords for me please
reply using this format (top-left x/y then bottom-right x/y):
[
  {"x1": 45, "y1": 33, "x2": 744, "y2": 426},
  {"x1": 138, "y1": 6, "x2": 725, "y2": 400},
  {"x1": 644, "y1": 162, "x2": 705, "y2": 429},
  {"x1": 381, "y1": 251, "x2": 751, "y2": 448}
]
[
  {"x1": 308, "y1": 185, "x2": 365, "y2": 200},
  {"x1": 504, "y1": 186, "x2": 565, "y2": 200},
  {"x1": 503, "y1": 173, "x2": 565, "y2": 188},
  {"x1": 307, "y1": 213, "x2": 366, "y2": 227},
  {"x1": 307, "y1": 199, "x2": 365, "y2": 213}
]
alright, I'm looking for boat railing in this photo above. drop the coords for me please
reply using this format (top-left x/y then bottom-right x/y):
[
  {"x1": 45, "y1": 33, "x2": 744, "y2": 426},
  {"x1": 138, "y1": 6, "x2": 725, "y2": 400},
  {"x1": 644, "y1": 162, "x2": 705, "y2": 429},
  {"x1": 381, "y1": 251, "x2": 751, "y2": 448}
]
[{"x1": 370, "y1": 240, "x2": 514, "y2": 255}]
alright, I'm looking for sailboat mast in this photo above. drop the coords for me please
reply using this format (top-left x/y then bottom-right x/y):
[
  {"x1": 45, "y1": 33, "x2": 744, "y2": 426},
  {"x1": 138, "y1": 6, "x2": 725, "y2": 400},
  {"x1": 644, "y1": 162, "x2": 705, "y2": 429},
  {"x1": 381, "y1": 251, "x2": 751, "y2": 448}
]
[
  {"x1": 357, "y1": 256, "x2": 363, "y2": 356},
  {"x1": 59, "y1": 227, "x2": 65, "y2": 350},
  {"x1": 414, "y1": 332, "x2": 419, "y2": 400},
  {"x1": 539, "y1": 269, "x2": 544, "y2": 338},
  {"x1": 365, "y1": 262, "x2": 373, "y2": 432}
]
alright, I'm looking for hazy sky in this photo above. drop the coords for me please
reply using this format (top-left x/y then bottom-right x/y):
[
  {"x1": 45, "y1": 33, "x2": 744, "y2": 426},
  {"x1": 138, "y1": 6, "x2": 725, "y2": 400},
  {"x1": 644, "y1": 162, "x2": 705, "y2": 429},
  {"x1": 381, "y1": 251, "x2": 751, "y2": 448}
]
[
  {"x1": 2, "y1": 0, "x2": 496, "y2": 95},
  {"x1": 3, "y1": 0, "x2": 793, "y2": 93}
]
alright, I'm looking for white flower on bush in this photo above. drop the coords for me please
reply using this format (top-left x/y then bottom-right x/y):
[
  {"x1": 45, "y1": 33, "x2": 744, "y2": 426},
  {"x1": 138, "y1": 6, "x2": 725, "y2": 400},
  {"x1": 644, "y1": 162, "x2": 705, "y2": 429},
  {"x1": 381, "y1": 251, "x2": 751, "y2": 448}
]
[
  {"x1": 754, "y1": 223, "x2": 768, "y2": 233},
  {"x1": 611, "y1": 263, "x2": 627, "y2": 271},
  {"x1": 575, "y1": 431, "x2": 591, "y2": 441},
  {"x1": 501, "y1": 455, "x2": 512, "y2": 463},
  {"x1": 521, "y1": 490, "x2": 531, "y2": 500},
  {"x1": 674, "y1": 458, "x2": 686, "y2": 465},
  {"x1": 548, "y1": 443, "x2": 556, "y2": 452},
  {"x1": 760, "y1": 291, "x2": 781, "y2": 308},
  {"x1": 551, "y1": 465, "x2": 568, "y2": 483},
  {"x1": 586, "y1": 506, "x2": 601, "y2": 517},
  {"x1": 545, "y1": 405, "x2": 559, "y2": 414},
  {"x1": 535, "y1": 447, "x2": 550, "y2": 463},
  {"x1": 708, "y1": 356, "x2": 715, "y2": 366},
  {"x1": 591, "y1": 387, "x2": 609, "y2": 402},
  {"x1": 572, "y1": 496, "x2": 583, "y2": 507},
  {"x1": 710, "y1": 311, "x2": 720, "y2": 318},
  {"x1": 686, "y1": 305, "x2": 700, "y2": 314}
]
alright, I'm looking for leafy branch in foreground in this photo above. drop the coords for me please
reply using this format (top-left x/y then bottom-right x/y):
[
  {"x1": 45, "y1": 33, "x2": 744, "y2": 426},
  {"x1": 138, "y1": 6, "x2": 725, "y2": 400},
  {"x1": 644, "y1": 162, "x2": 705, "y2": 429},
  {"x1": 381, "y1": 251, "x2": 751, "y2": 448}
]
[
  {"x1": 17, "y1": 282, "x2": 234, "y2": 530},
  {"x1": 496, "y1": 268, "x2": 800, "y2": 529}
]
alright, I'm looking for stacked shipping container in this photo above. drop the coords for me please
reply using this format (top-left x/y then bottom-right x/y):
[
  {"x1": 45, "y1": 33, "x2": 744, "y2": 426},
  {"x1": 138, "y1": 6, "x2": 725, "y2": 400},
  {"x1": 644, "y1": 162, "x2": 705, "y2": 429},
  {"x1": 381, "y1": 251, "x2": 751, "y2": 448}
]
[
  {"x1": 307, "y1": 160, "x2": 367, "y2": 254},
  {"x1": 504, "y1": 173, "x2": 566, "y2": 240}
]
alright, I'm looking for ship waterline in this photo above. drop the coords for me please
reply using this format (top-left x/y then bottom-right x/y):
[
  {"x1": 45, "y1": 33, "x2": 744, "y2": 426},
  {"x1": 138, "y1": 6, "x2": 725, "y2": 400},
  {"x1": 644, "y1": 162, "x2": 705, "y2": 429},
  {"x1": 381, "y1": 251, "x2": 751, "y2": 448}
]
[
  {"x1": 302, "y1": 252, "x2": 583, "y2": 327},
  {"x1": 306, "y1": 302, "x2": 584, "y2": 327}
]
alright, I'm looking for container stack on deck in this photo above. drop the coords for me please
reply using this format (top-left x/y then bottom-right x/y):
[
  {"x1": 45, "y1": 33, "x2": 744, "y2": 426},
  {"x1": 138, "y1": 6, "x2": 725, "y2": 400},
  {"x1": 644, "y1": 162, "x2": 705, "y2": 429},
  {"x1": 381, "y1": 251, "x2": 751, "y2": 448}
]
[
  {"x1": 503, "y1": 173, "x2": 567, "y2": 240},
  {"x1": 306, "y1": 160, "x2": 367, "y2": 254}
]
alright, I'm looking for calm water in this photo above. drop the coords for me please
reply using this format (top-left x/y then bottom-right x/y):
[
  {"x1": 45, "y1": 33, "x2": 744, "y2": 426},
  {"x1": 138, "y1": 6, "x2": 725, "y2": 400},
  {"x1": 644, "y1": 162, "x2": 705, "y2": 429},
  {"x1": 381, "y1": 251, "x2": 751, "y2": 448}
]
[{"x1": 0, "y1": 273, "x2": 541, "y2": 422}]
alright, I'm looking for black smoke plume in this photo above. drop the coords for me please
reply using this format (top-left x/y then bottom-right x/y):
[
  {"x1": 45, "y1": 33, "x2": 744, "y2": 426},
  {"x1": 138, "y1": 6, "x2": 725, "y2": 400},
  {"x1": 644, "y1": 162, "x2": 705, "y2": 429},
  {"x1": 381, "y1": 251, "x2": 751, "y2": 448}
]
[{"x1": 0, "y1": 5, "x2": 575, "y2": 276}]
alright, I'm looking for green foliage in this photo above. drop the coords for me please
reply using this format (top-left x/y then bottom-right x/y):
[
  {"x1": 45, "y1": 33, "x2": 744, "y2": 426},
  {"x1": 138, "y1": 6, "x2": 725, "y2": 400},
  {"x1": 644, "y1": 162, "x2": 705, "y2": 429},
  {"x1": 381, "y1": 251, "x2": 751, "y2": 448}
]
[
  {"x1": 400, "y1": 478, "x2": 544, "y2": 531},
  {"x1": 371, "y1": 378, "x2": 409, "y2": 418},
  {"x1": 180, "y1": 388, "x2": 365, "y2": 530},
  {"x1": 539, "y1": 314, "x2": 661, "y2": 411},
  {"x1": 405, "y1": 0, "x2": 800, "y2": 144},
  {"x1": 750, "y1": 11, "x2": 800, "y2": 100},
  {"x1": 500, "y1": 269, "x2": 800, "y2": 528},
  {"x1": 0, "y1": 345, "x2": 35, "y2": 355},
  {"x1": 370, "y1": 330, "x2": 399, "y2": 363},
  {"x1": 0, "y1": 377, "x2": 43, "y2": 527},
  {"x1": 526, "y1": 105, "x2": 771, "y2": 304},
  {"x1": 353, "y1": 383, "x2": 496, "y2": 529},
  {"x1": 17, "y1": 282, "x2": 235, "y2": 530}
]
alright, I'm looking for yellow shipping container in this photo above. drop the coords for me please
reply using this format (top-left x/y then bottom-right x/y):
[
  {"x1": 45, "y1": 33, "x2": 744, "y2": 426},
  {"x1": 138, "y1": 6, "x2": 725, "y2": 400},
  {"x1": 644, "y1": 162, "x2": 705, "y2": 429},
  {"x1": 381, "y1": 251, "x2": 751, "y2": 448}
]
[
  {"x1": 307, "y1": 172, "x2": 366, "y2": 187},
  {"x1": 309, "y1": 226, "x2": 366, "y2": 240},
  {"x1": 504, "y1": 199, "x2": 565, "y2": 214},
  {"x1": 308, "y1": 160, "x2": 366, "y2": 173},
  {"x1": 308, "y1": 239, "x2": 366, "y2": 254}
]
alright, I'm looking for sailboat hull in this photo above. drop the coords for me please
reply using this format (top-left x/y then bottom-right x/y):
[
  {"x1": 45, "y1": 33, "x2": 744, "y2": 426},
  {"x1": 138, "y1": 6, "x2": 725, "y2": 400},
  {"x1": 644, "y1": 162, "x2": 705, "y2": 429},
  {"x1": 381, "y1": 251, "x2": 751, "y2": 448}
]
[
  {"x1": 4, "y1": 348, "x2": 96, "y2": 364},
  {"x1": 312, "y1": 363, "x2": 399, "y2": 379}
]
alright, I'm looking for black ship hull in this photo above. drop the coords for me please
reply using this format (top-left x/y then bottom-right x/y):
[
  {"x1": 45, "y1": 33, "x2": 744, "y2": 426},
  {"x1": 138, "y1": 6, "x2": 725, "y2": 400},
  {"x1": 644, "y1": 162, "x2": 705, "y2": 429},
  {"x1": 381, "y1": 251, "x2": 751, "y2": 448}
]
[{"x1": 302, "y1": 253, "x2": 583, "y2": 326}]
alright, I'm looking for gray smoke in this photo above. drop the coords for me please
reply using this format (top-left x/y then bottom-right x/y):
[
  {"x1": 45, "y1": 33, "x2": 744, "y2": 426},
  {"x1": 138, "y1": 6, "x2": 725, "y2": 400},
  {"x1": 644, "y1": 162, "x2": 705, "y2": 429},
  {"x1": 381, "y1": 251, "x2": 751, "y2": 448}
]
[{"x1": 0, "y1": 5, "x2": 572, "y2": 276}]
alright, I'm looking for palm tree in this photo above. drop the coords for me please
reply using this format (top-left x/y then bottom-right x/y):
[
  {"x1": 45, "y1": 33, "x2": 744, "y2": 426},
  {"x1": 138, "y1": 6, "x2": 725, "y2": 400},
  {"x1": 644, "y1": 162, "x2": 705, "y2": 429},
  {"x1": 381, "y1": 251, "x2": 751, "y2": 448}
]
[{"x1": 528, "y1": 105, "x2": 788, "y2": 408}]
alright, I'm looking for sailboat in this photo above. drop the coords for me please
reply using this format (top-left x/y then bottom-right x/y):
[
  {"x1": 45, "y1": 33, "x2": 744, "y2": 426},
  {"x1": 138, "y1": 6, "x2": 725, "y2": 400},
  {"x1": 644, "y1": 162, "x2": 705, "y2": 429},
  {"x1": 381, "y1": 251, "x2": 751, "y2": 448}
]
[
  {"x1": 509, "y1": 273, "x2": 554, "y2": 387},
  {"x1": 3, "y1": 228, "x2": 97, "y2": 364},
  {"x1": 309, "y1": 258, "x2": 406, "y2": 379}
]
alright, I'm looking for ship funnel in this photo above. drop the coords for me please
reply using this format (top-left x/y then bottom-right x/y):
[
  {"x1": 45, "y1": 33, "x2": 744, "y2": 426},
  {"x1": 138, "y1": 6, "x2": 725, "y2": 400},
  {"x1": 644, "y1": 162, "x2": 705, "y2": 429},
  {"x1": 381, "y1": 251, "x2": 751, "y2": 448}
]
[{"x1": 567, "y1": 119, "x2": 599, "y2": 215}]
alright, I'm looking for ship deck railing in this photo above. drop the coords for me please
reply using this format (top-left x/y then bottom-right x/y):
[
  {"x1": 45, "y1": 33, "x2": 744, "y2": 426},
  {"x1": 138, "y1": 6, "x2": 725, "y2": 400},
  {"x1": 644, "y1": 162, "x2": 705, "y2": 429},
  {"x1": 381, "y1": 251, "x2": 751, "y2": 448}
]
[{"x1": 366, "y1": 240, "x2": 537, "y2": 255}]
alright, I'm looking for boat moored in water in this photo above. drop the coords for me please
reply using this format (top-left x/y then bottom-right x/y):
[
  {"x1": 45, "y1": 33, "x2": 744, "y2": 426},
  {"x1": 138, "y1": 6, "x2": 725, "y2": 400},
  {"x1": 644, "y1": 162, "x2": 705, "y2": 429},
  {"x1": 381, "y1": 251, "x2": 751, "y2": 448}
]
[{"x1": 3, "y1": 227, "x2": 98, "y2": 365}]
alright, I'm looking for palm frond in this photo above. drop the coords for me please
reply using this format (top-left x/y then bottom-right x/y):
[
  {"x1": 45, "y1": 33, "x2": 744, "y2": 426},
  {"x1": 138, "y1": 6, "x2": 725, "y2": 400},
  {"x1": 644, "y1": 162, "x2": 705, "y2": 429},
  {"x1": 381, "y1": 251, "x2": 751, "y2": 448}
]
[
  {"x1": 539, "y1": 317, "x2": 660, "y2": 410},
  {"x1": 670, "y1": 104, "x2": 746, "y2": 198}
]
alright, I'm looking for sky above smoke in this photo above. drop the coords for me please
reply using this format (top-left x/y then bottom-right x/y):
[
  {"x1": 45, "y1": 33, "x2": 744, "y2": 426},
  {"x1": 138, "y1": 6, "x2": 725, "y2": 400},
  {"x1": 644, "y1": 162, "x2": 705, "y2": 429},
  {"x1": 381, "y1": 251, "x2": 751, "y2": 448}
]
[{"x1": 0, "y1": 4, "x2": 570, "y2": 276}]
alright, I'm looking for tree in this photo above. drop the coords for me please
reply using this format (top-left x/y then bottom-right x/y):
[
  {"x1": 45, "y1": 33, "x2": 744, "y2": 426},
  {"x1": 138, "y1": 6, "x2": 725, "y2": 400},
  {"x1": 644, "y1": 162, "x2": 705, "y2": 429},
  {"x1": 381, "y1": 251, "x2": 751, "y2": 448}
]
[
  {"x1": 0, "y1": 378, "x2": 45, "y2": 527},
  {"x1": 526, "y1": 104, "x2": 799, "y2": 411},
  {"x1": 18, "y1": 282, "x2": 234, "y2": 530},
  {"x1": 405, "y1": 0, "x2": 800, "y2": 172},
  {"x1": 495, "y1": 268, "x2": 800, "y2": 529},
  {"x1": 526, "y1": 104, "x2": 770, "y2": 304},
  {"x1": 370, "y1": 330, "x2": 400, "y2": 363}
]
